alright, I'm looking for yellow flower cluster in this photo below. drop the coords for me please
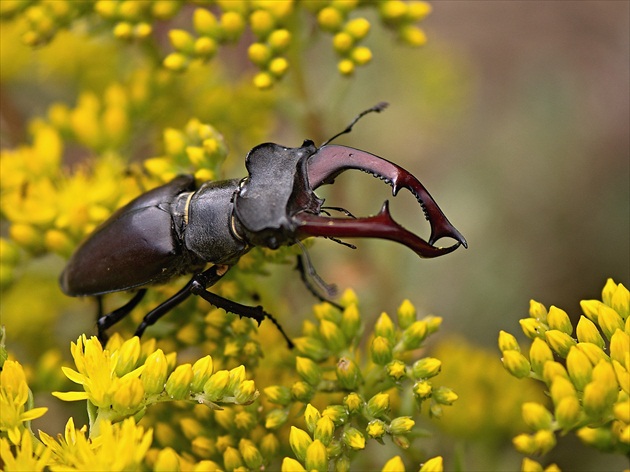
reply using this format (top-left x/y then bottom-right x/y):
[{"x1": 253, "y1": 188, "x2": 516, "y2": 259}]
[
  {"x1": 499, "y1": 278, "x2": 630, "y2": 466},
  {"x1": 2, "y1": 0, "x2": 432, "y2": 89},
  {"x1": 52, "y1": 334, "x2": 258, "y2": 433},
  {"x1": 260, "y1": 294, "x2": 457, "y2": 470}
]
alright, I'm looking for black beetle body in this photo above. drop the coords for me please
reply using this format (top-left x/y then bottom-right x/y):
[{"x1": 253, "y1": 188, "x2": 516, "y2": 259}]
[{"x1": 60, "y1": 104, "x2": 467, "y2": 346}]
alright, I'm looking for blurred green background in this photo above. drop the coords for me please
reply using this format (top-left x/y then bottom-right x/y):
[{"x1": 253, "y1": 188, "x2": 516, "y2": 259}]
[{"x1": 1, "y1": 1, "x2": 628, "y2": 470}]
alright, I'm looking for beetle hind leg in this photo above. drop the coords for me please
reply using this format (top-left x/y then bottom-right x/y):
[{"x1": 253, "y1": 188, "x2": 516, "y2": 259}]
[{"x1": 96, "y1": 289, "x2": 147, "y2": 343}]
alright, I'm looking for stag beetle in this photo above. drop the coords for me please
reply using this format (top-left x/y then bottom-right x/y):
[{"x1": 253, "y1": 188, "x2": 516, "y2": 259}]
[{"x1": 60, "y1": 103, "x2": 467, "y2": 347}]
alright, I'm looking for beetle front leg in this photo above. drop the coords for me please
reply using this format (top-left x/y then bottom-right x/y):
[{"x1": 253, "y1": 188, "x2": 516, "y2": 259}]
[{"x1": 190, "y1": 285, "x2": 294, "y2": 349}]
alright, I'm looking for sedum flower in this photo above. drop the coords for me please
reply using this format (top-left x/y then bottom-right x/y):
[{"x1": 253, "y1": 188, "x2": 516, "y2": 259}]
[
  {"x1": 289, "y1": 426, "x2": 312, "y2": 462},
  {"x1": 336, "y1": 357, "x2": 362, "y2": 390},
  {"x1": 419, "y1": 456, "x2": 444, "y2": 472},
  {"x1": 40, "y1": 417, "x2": 152, "y2": 470},
  {"x1": 314, "y1": 416, "x2": 335, "y2": 446},
  {"x1": 389, "y1": 416, "x2": 415, "y2": 435},
  {"x1": 367, "y1": 392, "x2": 390, "y2": 418},
  {"x1": 304, "y1": 439, "x2": 328, "y2": 472},
  {"x1": 342, "y1": 427, "x2": 365, "y2": 450},
  {"x1": 0, "y1": 360, "x2": 48, "y2": 444},
  {"x1": 367, "y1": 419, "x2": 386, "y2": 439},
  {"x1": 382, "y1": 455, "x2": 406, "y2": 472},
  {"x1": 282, "y1": 457, "x2": 307, "y2": 472}
]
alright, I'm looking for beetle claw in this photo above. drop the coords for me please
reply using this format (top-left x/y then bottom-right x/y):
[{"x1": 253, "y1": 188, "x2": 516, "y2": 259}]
[{"x1": 300, "y1": 145, "x2": 467, "y2": 258}]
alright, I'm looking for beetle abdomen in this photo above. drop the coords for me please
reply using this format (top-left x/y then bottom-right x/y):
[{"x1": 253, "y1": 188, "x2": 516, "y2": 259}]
[{"x1": 60, "y1": 175, "x2": 197, "y2": 296}]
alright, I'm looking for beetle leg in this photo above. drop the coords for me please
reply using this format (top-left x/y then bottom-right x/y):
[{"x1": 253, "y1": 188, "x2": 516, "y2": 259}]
[
  {"x1": 190, "y1": 285, "x2": 294, "y2": 349},
  {"x1": 295, "y1": 254, "x2": 344, "y2": 311},
  {"x1": 97, "y1": 289, "x2": 147, "y2": 342},
  {"x1": 133, "y1": 265, "x2": 228, "y2": 337},
  {"x1": 303, "y1": 145, "x2": 467, "y2": 257}
]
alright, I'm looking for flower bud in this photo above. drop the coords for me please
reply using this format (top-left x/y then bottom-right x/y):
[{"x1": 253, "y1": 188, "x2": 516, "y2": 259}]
[
  {"x1": 112, "y1": 376, "x2": 144, "y2": 412},
  {"x1": 320, "y1": 319, "x2": 347, "y2": 352},
  {"x1": 367, "y1": 392, "x2": 390, "y2": 418},
  {"x1": 576, "y1": 316, "x2": 605, "y2": 348},
  {"x1": 345, "y1": 17, "x2": 371, "y2": 40},
  {"x1": 223, "y1": 446, "x2": 243, "y2": 471},
  {"x1": 351, "y1": 46, "x2": 372, "y2": 65},
  {"x1": 336, "y1": 357, "x2": 362, "y2": 390},
  {"x1": 529, "y1": 300, "x2": 548, "y2": 321},
  {"x1": 191, "y1": 355, "x2": 213, "y2": 392},
  {"x1": 419, "y1": 456, "x2": 443, "y2": 472},
  {"x1": 248, "y1": 42, "x2": 272, "y2": 66},
  {"x1": 576, "y1": 342, "x2": 609, "y2": 365},
  {"x1": 598, "y1": 304, "x2": 624, "y2": 341},
  {"x1": 291, "y1": 381, "x2": 314, "y2": 402},
  {"x1": 412, "y1": 357, "x2": 442, "y2": 379},
  {"x1": 314, "y1": 416, "x2": 335, "y2": 445},
  {"x1": 545, "y1": 330, "x2": 576, "y2": 358},
  {"x1": 533, "y1": 429, "x2": 556, "y2": 454},
  {"x1": 234, "y1": 379, "x2": 257, "y2": 404},
  {"x1": 250, "y1": 9, "x2": 275, "y2": 38},
  {"x1": 141, "y1": 349, "x2": 168, "y2": 395},
  {"x1": 191, "y1": 436, "x2": 215, "y2": 459},
  {"x1": 402, "y1": 320, "x2": 428, "y2": 350},
  {"x1": 239, "y1": 438, "x2": 263, "y2": 470},
  {"x1": 341, "y1": 304, "x2": 361, "y2": 340},
  {"x1": 580, "y1": 299, "x2": 601, "y2": 323},
  {"x1": 282, "y1": 457, "x2": 306, "y2": 472},
  {"x1": 338, "y1": 58, "x2": 354, "y2": 76},
  {"x1": 317, "y1": 7, "x2": 344, "y2": 32},
  {"x1": 542, "y1": 361, "x2": 569, "y2": 385},
  {"x1": 519, "y1": 318, "x2": 547, "y2": 339},
  {"x1": 304, "y1": 439, "x2": 328, "y2": 472},
  {"x1": 547, "y1": 306, "x2": 573, "y2": 335},
  {"x1": 322, "y1": 405, "x2": 348, "y2": 426},
  {"x1": 612, "y1": 360, "x2": 629, "y2": 395},
  {"x1": 389, "y1": 416, "x2": 415, "y2": 435},
  {"x1": 367, "y1": 419, "x2": 386, "y2": 439},
  {"x1": 374, "y1": 312, "x2": 396, "y2": 341},
  {"x1": 260, "y1": 432, "x2": 280, "y2": 458},
  {"x1": 413, "y1": 380, "x2": 432, "y2": 400},
  {"x1": 382, "y1": 455, "x2": 406, "y2": 472},
  {"x1": 529, "y1": 337, "x2": 554, "y2": 377},
  {"x1": 304, "y1": 404, "x2": 321, "y2": 432},
  {"x1": 293, "y1": 337, "x2": 328, "y2": 361},
  {"x1": 169, "y1": 29, "x2": 195, "y2": 53},
  {"x1": 576, "y1": 426, "x2": 613, "y2": 449},
  {"x1": 342, "y1": 427, "x2": 366, "y2": 450},
  {"x1": 549, "y1": 376, "x2": 577, "y2": 404},
  {"x1": 566, "y1": 346, "x2": 593, "y2": 391},
  {"x1": 498, "y1": 330, "x2": 520, "y2": 352},
  {"x1": 513, "y1": 433, "x2": 536, "y2": 455},
  {"x1": 397, "y1": 299, "x2": 416, "y2": 329},
  {"x1": 265, "y1": 408, "x2": 288, "y2": 430},
  {"x1": 370, "y1": 336, "x2": 393, "y2": 365},
  {"x1": 343, "y1": 392, "x2": 363, "y2": 413},
  {"x1": 203, "y1": 369, "x2": 229, "y2": 401},
  {"x1": 522, "y1": 402, "x2": 553, "y2": 431},
  {"x1": 610, "y1": 330, "x2": 629, "y2": 364},
  {"x1": 433, "y1": 386, "x2": 458, "y2": 405},
  {"x1": 386, "y1": 360, "x2": 407, "y2": 380},
  {"x1": 165, "y1": 364, "x2": 193, "y2": 400},
  {"x1": 555, "y1": 396, "x2": 581, "y2": 430},
  {"x1": 296, "y1": 356, "x2": 322, "y2": 386},
  {"x1": 264, "y1": 385, "x2": 291, "y2": 406},
  {"x1": 153, "y1": 447, "x2": 180, "y2": 471},
  {"x1": 221, "y1": 11, "x2": 245, "y2": 41},
  {"x1": 115, "y1": 336, "x2": 141, "y2": 376},
  {"x1": 502, "y1": 350, "x2": 531, "y2": 379},
  {"x1": 611, "y1": 282, "x2": 629, "y2": 320},
  {"x1": 333, "y1": 31, "x2": 354, "y2": 54}
]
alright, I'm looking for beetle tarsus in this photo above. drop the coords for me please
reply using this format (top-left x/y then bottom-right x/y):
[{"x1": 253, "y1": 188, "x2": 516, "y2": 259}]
[{"x1": 295, "y1": 255, "x2": 344, "y2": 312}]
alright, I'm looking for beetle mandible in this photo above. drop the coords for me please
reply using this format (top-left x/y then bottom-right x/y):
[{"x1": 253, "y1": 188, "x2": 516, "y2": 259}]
[{"x1": 60, "y1": 103, "x2": 467, "y2": 347}]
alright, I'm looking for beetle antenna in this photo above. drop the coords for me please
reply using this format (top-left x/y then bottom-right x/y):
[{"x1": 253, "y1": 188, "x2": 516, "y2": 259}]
[
  {"x1": 295, "y1": 240, "x2": 338, "y2": 298},
  {"x1": 321, "y1": 102, "x2": 389, "y2": 146}
]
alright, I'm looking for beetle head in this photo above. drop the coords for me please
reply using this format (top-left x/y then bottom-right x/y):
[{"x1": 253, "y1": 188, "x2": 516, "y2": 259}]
[{"x1": 233, "y1": 140, "x2": 323, "y2": 249}]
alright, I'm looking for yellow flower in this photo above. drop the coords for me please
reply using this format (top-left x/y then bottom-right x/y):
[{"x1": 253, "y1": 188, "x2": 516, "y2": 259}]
[
  {"x1": 40, "y1": 417, "x2": 152, "y2": 470},
  {"x1": 53, "y1": 335, "x2": 145, "y2": 413},
  {"x1": 0, "y1": 360, "x2": 48, "y2": 444},
  {"x1": 289, "y1": 426, "x2": 312, "y2": 462},
  {"x1": 420, "y1": 456, "x2": 444, "y2": 472},
  {"x1": 342, "y1": 427, "x2": 365, "y2": 450},
  {"x1": 382, "y1": 455, "x2": 406, "y2": 472},
  {"x1": 1, "y1": 430, "x2": 51, "y2": 471}
]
